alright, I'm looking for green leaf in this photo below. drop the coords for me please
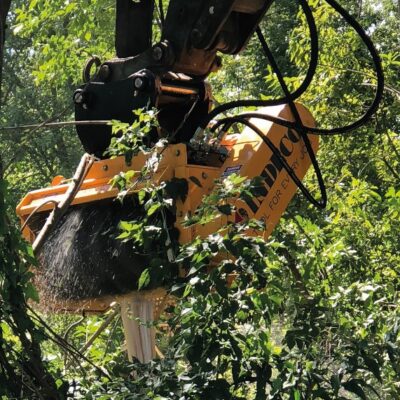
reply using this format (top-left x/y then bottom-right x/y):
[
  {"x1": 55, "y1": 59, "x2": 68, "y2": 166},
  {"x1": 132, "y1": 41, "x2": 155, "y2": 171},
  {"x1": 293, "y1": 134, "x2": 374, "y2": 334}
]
[
  {"x1": 362, "y1": 353, "x2": 381, "y2": 382},
  {"x1": 138, "y1": 189, "x2": 146, "y2": 204},
  {"x1": 147, "y1": 203, "x2": 161, "y2": 216},
  {"x1": 116, "y1": 231, "x2": 131, "y2": 240},
  {"x1": 330, "y1": 374, "x2": 341, "y2": 395},
  {"x1": 119, "y1": 221, "x2": 132, "y2": 231},
  {"x1": 138, "y1": 269, "x2": 150, "y2": 290},
  {"x1": 343, "y1": 379, "x2": 367, "y2": 400},
  {"x1": 25, "y1": 282, "x2": 39, "y2": 303},
  {"x1": 183, "y1": 285, "x2": 192, "y2": 298},
  {"x1": 285, "y1": 331, "x2": 296, "y2": 349}
]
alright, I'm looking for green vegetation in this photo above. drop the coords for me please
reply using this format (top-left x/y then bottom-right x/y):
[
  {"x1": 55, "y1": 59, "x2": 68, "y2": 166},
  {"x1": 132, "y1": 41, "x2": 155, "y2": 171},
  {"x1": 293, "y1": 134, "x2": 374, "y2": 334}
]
[{"x1": 0, "y1": 0, "x2": 399, "y2": 399}]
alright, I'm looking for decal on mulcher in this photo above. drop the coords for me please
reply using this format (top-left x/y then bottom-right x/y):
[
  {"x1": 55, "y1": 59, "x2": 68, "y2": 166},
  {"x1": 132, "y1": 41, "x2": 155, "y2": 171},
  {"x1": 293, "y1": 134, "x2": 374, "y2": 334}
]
[{"x1": 222, "y1": 165, "x2": 242, "y2": 177}]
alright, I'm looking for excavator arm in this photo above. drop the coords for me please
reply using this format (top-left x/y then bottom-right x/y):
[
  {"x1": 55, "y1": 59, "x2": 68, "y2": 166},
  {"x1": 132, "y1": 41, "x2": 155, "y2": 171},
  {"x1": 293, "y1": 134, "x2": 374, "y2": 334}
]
[
  {"x1": 74, "y1": 0, "x2": 274, "y2": 157},
  {"x1": 114, "y1": 0, "x2": 272, "y2": 75},
  {"x1": 115, "y1": 0, "x2": 154, "y2": 59}
]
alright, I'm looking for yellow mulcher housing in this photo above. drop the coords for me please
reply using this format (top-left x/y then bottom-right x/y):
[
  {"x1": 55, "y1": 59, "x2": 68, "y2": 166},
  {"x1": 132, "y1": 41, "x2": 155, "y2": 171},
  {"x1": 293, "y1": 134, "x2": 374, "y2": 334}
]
[{"x1": 16, "y1": 104, "x2": 317, "y2": 312}]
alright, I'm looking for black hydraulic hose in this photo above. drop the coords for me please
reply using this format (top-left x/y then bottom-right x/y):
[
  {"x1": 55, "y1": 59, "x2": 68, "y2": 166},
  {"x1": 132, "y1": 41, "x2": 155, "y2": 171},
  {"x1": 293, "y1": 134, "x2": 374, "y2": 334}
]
[
  {"x1": 203, "y1": 0, "x2": 384, "y2": 136},
  {"x1": 309, "y1": 0, "x2": 384, "y2": 135},
  {"x1": 212, "y1": 26, "x2": 327, "y2": 209},
  {"x1": 158, "y1": 0, "x2": 165, "y2": 27},
  {"x1": 212, "y1": 113, "x2": 306, "y2": 132},
  {"x1": 197, "y1": 0, "x2": 318, "y2": 130},
  {"x1": 220, "y1": 117, "x2": 325, "y2": 208},
  {"x1": 254, "y1": 27, "x2": 327, "y2": 208},
  {"x1": 200, "y1": 0, "x2": 384, "y2": 209}
]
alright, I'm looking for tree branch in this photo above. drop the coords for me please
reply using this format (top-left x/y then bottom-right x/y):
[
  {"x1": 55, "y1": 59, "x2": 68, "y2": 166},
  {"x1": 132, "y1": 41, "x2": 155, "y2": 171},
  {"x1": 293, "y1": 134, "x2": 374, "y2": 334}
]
[
  {"x1": 277, "y1": 247, "x2": 312, "y2": 300},
  {"x1": 33, "y1": 153, "x2": 95, "y2": 254},
  {"x1": 0, "y1": 119, "x2": 111, "y2": 132},
  {"x1": 382, "y1": 157, "x2": 400, "y2": 183}
]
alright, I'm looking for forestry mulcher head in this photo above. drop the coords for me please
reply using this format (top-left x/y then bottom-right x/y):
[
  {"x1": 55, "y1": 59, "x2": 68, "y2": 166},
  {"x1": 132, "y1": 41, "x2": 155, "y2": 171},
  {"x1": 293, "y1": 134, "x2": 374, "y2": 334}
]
[
  {"x1": 16, "y1": 104, "x2": 317, "y2": 313},
  {"x1": 14, "y1": 0, "x2": 385, "y2": 318}
]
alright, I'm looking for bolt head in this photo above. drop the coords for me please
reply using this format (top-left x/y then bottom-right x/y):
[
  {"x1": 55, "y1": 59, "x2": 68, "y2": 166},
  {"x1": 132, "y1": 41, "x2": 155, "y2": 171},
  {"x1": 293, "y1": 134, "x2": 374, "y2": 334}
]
[
  {"x1": 98, "y1": 64, "x2": 111, "y2": 80},
  {"x1": 191, "y1": 29, "x2": 202, "y2": 45},
  {"x1": 73, "y1": 90, "x2": 84, "y2": 104},
  {"x1": 134, "y1": 77, "x2": 145, "y2": 89},
  {"x1": 152, "y1": 46, "x2": 163, "y2": 61}
]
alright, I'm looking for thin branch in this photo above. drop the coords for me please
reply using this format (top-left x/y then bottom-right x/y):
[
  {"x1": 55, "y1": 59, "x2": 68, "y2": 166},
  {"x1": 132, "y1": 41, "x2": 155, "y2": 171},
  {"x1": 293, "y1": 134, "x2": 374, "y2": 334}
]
[
  {"x1": 63, "y1": 315, "x2": 86, "y2": 342},
  {"x1": 65, "y1": 307, "x2": 119, "y2": 370},
  {"x1": 33, "y1": 153, "x2": 95, "y2": 254},
  {"x1": 288, "y1": 212, "x2": 315, "y2": 247},
  {"x1": 362, "y1": 82, "x2": 400, "y2": 101},
  {"x1": 79, "y1": 307, "x2": 119, "y2": 354},
  {"x1": 277, "y1": 247, "x2": 312, "y2": 299},
  {"x1": 62, "y1": 314, "x2": 86, "y2": 367},
  {"x1": 27, "y1": 305, "x2": 112, "y2": 380},
  {"x1": 20, "y1": 200, "x2": 58, "y2": 232},
  {"x1": 102, "y1": 314, "x2": 121, "y2": 360},
  {"x1": 0, "y1": 119, "x2": 111, "y2": 132},
  {"x1": 2, "y1": 105, "x2": 73, "y2": 173},
  {"x1": 318, "y1": 63, "x2": 400, "y2": 100},
  {"x1": 382, "y1": 157, "x2": 400, "y2": 183},
  {"x1": 385, "y1": 131, "x2": 400, "y2": 162}
]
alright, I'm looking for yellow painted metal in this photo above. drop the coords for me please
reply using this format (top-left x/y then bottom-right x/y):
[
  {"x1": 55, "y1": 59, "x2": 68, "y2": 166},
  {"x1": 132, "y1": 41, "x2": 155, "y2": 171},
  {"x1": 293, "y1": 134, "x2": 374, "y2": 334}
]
[{"x1": 17, "y1": 103, "x2": 317, "y2": 246}]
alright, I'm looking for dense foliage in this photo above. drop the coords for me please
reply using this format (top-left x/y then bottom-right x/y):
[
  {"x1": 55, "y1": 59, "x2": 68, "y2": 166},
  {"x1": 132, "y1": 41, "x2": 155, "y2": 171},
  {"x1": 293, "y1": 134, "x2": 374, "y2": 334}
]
[{"x1": 0, "y1": 0, "x2": 399, "y2": 399}]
